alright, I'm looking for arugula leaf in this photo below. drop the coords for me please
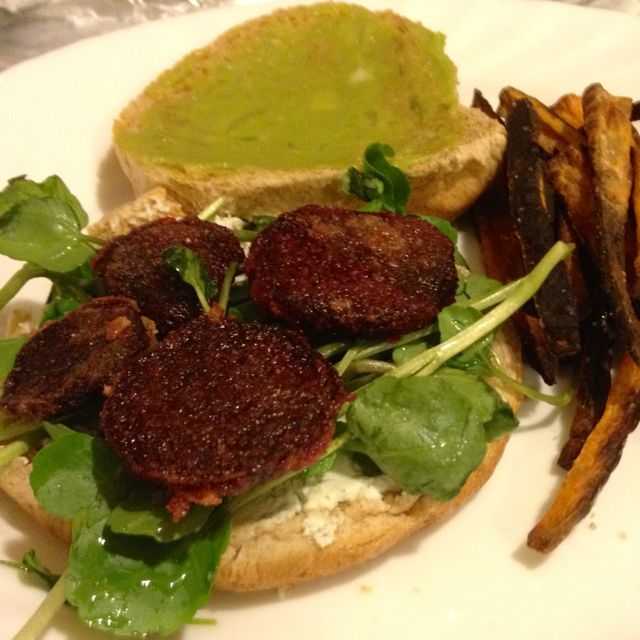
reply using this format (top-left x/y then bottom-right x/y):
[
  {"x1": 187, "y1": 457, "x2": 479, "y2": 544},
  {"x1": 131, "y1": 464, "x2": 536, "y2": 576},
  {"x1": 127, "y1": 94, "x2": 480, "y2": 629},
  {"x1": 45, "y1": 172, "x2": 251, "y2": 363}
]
[
  {"x1": 67, "y1": 511, "x2": 230, "y2": 637},
  {"x1": 40, "y1": 296, "x2": 82, "y2": 324},
  {"x1": 0, "y1": 177, "x2": 93, "y2": 272},
  {"x1": 30, "y1": 432, "x2": 128, "y2": 520},
  {"x1": 420, "y1": 215, "x2": 458, "y2": 244},
  {"x1": 343, "y1": 143, "x2": 410, "y2": 213},
  {"x1": 437, "y1": 304, "x2": 494, "y2": 373},
  {"x1": 0, "y1": 336, "x2": 27, "y2": 378},
  {"x1": 163, "y1": 245, "x2": 216, "y2": 313},
  {"x1": 109, "y1": 487, "x2": 212, "y2": 543},
  {"x1": 43, "y1": 422, "x2": 76, "y2": 440},
  {"x1": 346, "y1": 370, "x2": 517, "y2": 499},
  {"x1": 302, "y1": 452, "x2": 337, "y2": 480}
]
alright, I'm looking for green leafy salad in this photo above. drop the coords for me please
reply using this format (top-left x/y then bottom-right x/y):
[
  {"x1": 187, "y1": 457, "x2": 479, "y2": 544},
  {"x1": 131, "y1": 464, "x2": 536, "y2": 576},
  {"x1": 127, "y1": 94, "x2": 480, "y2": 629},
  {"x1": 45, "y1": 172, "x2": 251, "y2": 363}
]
[{"x1": 0, "y1": 144, "x2": 573, "y2": 639}]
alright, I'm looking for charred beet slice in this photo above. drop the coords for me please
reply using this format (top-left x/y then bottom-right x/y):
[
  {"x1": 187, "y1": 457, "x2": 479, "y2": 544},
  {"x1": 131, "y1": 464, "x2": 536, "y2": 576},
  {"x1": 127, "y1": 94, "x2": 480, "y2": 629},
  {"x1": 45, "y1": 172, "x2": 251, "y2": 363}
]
[
  {"x1": 92, "y1": 217, "x2": 244, "y2": 336},
  {"x1": 1, "y1": 296, "x2": 153, "y2": 421},
  {"x1": 101, "y1": 315, "x2": 349, "y2": 519},
  {"x1": 245, "y1": 205, "x2": 457, "y2": 339}
]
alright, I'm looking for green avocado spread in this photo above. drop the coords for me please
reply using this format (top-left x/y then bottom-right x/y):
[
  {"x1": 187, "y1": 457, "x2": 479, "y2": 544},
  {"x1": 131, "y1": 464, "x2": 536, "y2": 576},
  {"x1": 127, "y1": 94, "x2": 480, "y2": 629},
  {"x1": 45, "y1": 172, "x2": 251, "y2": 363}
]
[{"x1": 115, "y1": 3, "x2": 461, "y2": 173}]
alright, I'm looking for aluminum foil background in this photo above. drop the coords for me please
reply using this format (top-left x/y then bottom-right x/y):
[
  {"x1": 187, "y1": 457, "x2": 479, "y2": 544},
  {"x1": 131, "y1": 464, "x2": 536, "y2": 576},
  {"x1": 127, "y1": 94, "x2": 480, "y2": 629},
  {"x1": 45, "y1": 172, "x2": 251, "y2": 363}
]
[
  {"x1": 0, "y1": 0, "x2": 229, "y2": 70},
  {"x1": 1, "y1": 0, "x2": 639, "y2": 71}
]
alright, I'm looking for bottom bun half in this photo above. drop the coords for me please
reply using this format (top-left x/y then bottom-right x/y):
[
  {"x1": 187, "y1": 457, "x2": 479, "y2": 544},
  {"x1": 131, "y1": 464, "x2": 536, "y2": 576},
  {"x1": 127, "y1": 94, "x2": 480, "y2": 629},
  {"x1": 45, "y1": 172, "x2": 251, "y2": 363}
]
[{"x1": 0, "y1": 323, "x2": 521, "y2": 592}]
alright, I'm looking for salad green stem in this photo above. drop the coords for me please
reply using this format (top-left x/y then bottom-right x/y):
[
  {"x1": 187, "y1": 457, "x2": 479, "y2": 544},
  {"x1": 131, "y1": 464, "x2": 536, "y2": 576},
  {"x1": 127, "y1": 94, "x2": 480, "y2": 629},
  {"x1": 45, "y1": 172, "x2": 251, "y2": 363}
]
[
  {"x1": 349, "y1": 359, "x2": 395, "y2": 375},
  {"x1": 335, "y1": 347, "x2": 362, "y2": 377},
  {"x1": 0, "y1": 264, "x2": 46, "y2": 313},
  {"x1": 0, "y1": 422, "x2": 41, "y2": 443},
  {"x1": 487, "y1": 363, "x2": 573, "y2": 407},
  {"x1": 393, "y1": 241, "x2": 574, "y2": 379},
  {"x1": 465, "y1": 278, "x2": 523, "y2": 311},
  {"x1": 12, "y1": 569, "x2": 67, "y2": 640},
  {"x1": 353, "y1": 325, "x2": 435, "y2": 362},
  {"x1": 0, "y1": 439, "x2": 30, "y2": 470},
  {"x1": 317, "y1": 342, "x2": 349, "y2": 359},
  {"x1": 228, "y1": 432, "x2": 352, "y2": 515},
  {"x1": 218, "y1": 262, "x2": 238, "y2": 314},
  {"x1": 197, "y1": 197, "x2": 226, "y2": 221}
]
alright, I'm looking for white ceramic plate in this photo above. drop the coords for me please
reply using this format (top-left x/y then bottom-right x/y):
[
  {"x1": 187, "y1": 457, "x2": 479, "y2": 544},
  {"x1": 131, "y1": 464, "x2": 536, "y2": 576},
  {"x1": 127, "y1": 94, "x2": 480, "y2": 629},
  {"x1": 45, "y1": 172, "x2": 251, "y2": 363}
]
[{"x1": 0, "y1": 0, "x2": 639, "y2": 638}]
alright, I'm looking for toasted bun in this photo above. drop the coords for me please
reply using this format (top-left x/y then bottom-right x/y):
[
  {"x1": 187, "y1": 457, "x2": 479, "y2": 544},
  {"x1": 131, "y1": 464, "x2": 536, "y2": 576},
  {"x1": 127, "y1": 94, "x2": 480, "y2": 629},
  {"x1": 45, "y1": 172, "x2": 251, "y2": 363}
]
[
  {"x1": 0, "y1": 189, "x2": 521, "y2": 591},
  {"x1": 113, "y1": 5, "x2": 506, "y2": 221}
]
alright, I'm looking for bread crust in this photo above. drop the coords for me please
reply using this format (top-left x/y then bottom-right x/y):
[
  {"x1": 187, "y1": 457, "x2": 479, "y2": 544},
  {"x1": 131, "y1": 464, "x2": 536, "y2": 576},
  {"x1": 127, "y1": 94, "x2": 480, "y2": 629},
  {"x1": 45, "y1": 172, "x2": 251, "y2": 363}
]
[
  {"x1": 0, "y1": 176, "x2": 521, "y2": 591},
  {"x1": 113, "y1": 5, "x2": 506, "y2": 221}
]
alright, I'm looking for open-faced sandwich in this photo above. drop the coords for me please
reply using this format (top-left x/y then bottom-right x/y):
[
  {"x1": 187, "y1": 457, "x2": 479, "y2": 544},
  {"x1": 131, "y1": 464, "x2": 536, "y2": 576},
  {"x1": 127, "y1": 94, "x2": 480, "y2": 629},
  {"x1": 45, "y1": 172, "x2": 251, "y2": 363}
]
[{"x1": 1, "y1": 2, "x2": 639, "y2": 639}]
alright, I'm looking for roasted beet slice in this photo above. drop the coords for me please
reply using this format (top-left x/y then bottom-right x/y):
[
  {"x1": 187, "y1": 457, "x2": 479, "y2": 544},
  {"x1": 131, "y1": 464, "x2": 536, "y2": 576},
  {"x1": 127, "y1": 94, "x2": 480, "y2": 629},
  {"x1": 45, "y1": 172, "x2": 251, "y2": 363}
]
[
  {"x1": 1, "y1": 297, "x2": 153, "y2": 421},
  {"x1": 245, "y1": 205, "x2": 457, "y2": 339},
  {"x1": 101, "y1": 315, "x2": 349, "y2": 519},
  {"x1": 92, "y1": 217, "x2": 244, "y2": 336}
]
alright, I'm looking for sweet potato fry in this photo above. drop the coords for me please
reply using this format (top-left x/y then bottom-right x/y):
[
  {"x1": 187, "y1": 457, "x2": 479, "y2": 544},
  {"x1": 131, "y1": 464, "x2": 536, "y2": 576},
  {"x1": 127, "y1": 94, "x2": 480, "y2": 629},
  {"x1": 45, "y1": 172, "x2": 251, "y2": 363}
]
[
  {"x1": 583, "y1": 83, "x2": 640, "y2": 364},
  {"x1": 632, "y1": 100, "x2": 639, "y2": 121},
  {"x1": 471, "y1": 153, "x2": 559, "y2": 383},
  {"x1": 557, "y1": 292, "x2": 613, "y2": 470},
  {"x1": 506, "y1": 100, "x2": 581, "y2": 358},
  {"x1": 632, "y1": 132, "x2": 640, "y2": 299},
  {"x1": 547, "y1": 145, "x2": 598, "y2": 259},
  {"x1": 551, "y1": 93, "x2": 584, "y2": 129},
  {"x1": 528, "y1": 353, "x2": 640, "y2": 552},
  {"x1": 498, "y1": 86, "x2": 585, "y2": 153}
]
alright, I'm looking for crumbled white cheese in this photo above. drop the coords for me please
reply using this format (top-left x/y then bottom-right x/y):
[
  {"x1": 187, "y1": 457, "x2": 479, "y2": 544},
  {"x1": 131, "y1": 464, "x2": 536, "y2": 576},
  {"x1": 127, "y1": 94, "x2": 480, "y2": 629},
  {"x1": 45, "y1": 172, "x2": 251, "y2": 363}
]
[
  {"x1": 253, "y1": 454, "x2": 398, "y2": 548},
  {"x1": 212, "y1": 215, "x2": 246, "y2": 232},
  {"x1": 303, "y1": 510, "x2": 344, "y2": 548}
]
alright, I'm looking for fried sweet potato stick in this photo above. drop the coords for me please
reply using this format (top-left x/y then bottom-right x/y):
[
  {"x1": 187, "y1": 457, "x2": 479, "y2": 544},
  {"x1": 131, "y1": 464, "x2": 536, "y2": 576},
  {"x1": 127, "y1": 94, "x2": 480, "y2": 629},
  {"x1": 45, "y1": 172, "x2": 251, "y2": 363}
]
[
  {"x1": 583, "y1": 83, "x2": 640, "y2": 363},
  {"x1": 551, "y1": 93, "x2": 584, "y2": 129},
  {"x1": 547, "y1": 145, "x2": 599, "y2": 259},
  {"x1": 632, "y1": 100, "x2": 639, "y2": 121},
  {"x1": 632, "y1": 132, "x2": 640, "y2": 299},
  {"x1": 557, "y1": 292, "x2": 613, "y2": 470},
  {"x1": 506, "y1": 100, "x2": 581, "y2": 358},
  {"x1": 528, "y1": 353, "x2": 640, "y2": 552},
  {"x1": 499, "y1": 86, "x2": 585, "y2": 153}
]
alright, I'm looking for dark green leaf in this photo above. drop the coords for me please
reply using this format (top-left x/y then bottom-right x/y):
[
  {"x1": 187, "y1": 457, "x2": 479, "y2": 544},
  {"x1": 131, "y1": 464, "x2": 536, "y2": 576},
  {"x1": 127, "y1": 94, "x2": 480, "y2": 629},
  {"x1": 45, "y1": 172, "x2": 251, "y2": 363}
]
[
  {"x1": 437, "y1": 304, "x2": 494, "y2": 373},
  {"x1": 457, "y1": 273, "x2": 502, "y2": 303},
  {"x1": 343, "y1": 143, "x2": 410, "y2": 213},
  {"x1": 30, "y1": 432, "x2": 128, "y2": 520},
  {"x1": 246, "y1": 215, "x2": 276, "y2": 233},
  {"x1": 0, "y1": 176, "x2": 93, "y2": 272},
  {"x1": 0, "y1": 336, "x2": 27, "y2": 378},
  {"x1": 346, "y1": 369, "x2": 517, "y2": 499},
  {"x1": 43, "y1": 422, "x2": 75, "y2": 440},
  {"x1": 163, "y1": 245, "x2": 216, "y2": 312},
  {"x1": 484, "y1": 401, "x2": 518, "y2": 440},
  {"x1": 40, "y1": 296, "x2": 82, "y2": 324},
  {"x1": 302, "y1": 452, "x2": 337, "y2": 480},
  {"x1": 67, "y1": 510, "x2": 230, "y2": 637},
  {"x1": 108, "y1": 487, "x2": 212, "y2": 543},
  {"x1": 420, "y1": 215, "x2": 458, "y2": 244}
]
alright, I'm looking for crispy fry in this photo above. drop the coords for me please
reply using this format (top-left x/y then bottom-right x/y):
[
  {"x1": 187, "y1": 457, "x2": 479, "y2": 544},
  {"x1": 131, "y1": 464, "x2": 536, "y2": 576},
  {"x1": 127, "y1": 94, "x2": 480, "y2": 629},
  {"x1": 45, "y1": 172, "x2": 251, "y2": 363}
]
[
  {"x1": 551, "y1": 93, "x2": 584, "y2": 129},
  {"x1": 557, "y1": 291, "x2": 613, "y2": 470},
  {"x1": 528, "y1": 353, "x2": 640, "y2": 552},
  {"x1": 583, "y1": 83, "x2": 640, "y2": 363},
  {"x1": 547, "y1": 145, "x2": 599, "y2": 259},
  {"x1": 632, "y1": 100, "x2": 639, "y2": 121},
  {"x1": 471, "y1": 157, "x2": 559, "y2": 383},
  {"x1": 556, "y1": 213, "x2": 590, "y2": 321},
  {"x1": 506, "y1": 100, "x2": 580, "y2": 358},
  {"x1": 632, "y1": 132, "x2": 640, "y2": 299},
  {"x1": 498, "y1": 86, "x2": 585, "y2": 153}
]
